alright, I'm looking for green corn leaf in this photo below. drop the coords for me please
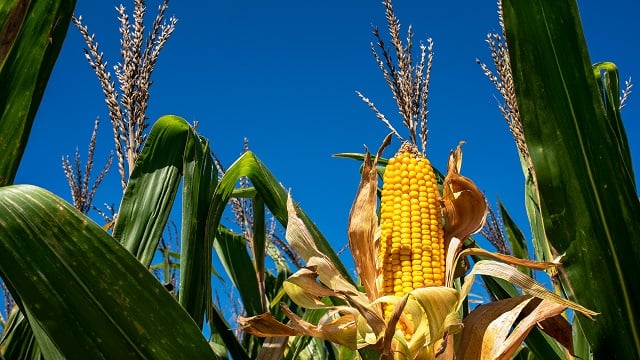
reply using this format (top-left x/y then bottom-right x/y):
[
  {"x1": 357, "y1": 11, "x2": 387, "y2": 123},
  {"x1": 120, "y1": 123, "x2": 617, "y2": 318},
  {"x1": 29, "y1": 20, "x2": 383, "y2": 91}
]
[
  {"x1": 593, "y1": 62, "x2": 635, "y2": 188},
  {"x1": 498, "y1": 201, "x2": 531, "y2": 277},
  {"x1": 113, "y1": 115, "x2": 192, "y2": 266},
  {"x1": 252, "y1": 194, "x2": 268, "y2": 312},
  {"x1": 208, "y1": 303, "x2": 249, "y2": 360},
  {"x1": 0, "y1": 308, "x2": 53, "y2": 360},
  {"x1": 228, "y1": 186, "x2": 292, "y2": 274},
  {"x1": 206, "y1": 151, "x2": 352, "y2": 285},
  {"x1": 214, "y1": 228, "x2": 263, "y2": 317},
  {"x1": 573, "y1": 317, "x2": 592, "y2": 360},
  {"x1": 0, "y1": 185, "x2": 215, "y2": 359},
  {"x1": 0, "y1": 0, "x2": 75, "y2": 186},
  {"x1": 179, "y1": 132, "x2": 215, "y2": 328},
  {"x1": 503, "y1": 0, "x2": 640, "y2": 356},
  {"x1": 212, "y1": 227, "x2": 291, "y2": 357}
]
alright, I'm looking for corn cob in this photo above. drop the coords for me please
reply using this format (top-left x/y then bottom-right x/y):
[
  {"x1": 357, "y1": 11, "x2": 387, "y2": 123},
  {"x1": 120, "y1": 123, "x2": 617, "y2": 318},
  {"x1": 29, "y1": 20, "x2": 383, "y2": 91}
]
[{"x1": 379, "y1": 142, "x2": 445, "y2": 328}]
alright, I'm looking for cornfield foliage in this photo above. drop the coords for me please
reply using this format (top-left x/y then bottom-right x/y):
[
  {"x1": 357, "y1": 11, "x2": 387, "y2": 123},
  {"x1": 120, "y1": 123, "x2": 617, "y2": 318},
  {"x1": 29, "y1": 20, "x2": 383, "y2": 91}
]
[{"x1": 0, "y1": 0, "x2": 638, "y2": 359}]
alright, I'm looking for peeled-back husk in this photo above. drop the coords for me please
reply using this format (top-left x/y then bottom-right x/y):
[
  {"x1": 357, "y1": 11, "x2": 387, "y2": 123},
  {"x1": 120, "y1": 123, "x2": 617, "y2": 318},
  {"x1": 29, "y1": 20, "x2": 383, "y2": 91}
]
[{"x1": 442, "y1": 142, "x2": 488, "y2": 246}]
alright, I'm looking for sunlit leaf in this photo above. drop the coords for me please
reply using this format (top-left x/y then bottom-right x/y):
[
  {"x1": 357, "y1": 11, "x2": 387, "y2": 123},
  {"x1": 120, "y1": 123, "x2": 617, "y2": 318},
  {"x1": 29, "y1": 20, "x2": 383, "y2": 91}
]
[
  {"x1": 206, "y1": 151, "x2": 351, "y2": 283},
  {"x1": 504, "y1": 0, "x2": 640, "y2": 355},
  {"x1": 460, "y1": 260, "x2": 597, "y2": 319},
  {"x1": 458, "y1": 296, "x2": 575, "y2": 360},
  {"x1": 498, "y1": 201, "x2": 531, "y2": 276},
  {"x1": 442, "y1": 143, "x2": 487, "y2": 244},
  {"x1": 113, "y1": 115, "x2": 191, "y2": 266},
  {"x1": 0, "y1": 0, "x2": 75, "y2": 186},
  {"x1": 347, "y1": 134, "x2": 391, "y2": 302},
  {"x1": 180, "y1": 133, "x2": 215, "y2": 327}
]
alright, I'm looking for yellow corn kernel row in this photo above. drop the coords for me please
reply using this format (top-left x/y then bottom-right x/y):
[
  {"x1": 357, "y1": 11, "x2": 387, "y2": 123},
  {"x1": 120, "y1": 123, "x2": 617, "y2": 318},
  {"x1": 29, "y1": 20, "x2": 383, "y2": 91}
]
[{"x1": 379, "y1": 142, "x2": 445, "y2": 326}]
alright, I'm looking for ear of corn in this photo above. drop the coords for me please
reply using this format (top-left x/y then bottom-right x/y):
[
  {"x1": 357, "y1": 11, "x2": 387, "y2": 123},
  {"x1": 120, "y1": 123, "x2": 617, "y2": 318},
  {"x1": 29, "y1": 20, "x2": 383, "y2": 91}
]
[{"x1": 378, "y1": 142, "x2": 445, "y2": 335}]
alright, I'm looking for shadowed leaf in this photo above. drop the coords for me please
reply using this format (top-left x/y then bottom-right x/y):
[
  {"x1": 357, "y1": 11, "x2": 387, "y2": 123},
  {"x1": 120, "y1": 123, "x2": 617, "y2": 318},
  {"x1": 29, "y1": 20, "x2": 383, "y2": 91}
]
[{"x1": 0, "y1": 185, "x2": 215, "y2": 358}]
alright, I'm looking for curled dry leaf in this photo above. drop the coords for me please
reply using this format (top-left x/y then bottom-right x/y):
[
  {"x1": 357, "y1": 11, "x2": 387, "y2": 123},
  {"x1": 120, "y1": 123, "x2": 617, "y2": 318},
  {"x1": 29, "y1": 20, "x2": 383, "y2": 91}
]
[
  {"x1": 238, "y1": 311, "x2": 301, "y2": 338},
  {"x1": 239, "y1": 303, "x2": 360, "y2": 350},
  {"x1": 457, "y1": 296, "x2": 533, "y2": 360},
  {"x1": 255, "y1": 336, "x2": 288, "y2": 360},
  {"x1": 442, "y1": 142, "x2": 488, "y2": 244},
  {"x1": 459, "y1": 260, "x2": 598, "y2": 319},
  {"x1": 410, "y1": 286, "x2": 462, "y2": 347},
  {"x1": 457, "y1": 246, "x2": 563, "y2": 272},
  {"x1": 347, "y1": 133, "x2": 392, "y2": 302},
  {"x1": 457, "y1": 295, "x2": 577, "y2": 360},
  {"x1": 282, "y1": 266, "x2": 342, "y2": 309}
]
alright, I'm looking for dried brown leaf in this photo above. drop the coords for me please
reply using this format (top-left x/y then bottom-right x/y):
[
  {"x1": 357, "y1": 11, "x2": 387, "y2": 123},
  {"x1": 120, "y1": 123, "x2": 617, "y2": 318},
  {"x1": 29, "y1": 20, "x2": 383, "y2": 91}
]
[
  {"x1": 457, "y1": 296, "x2": 533, "y2": 360},
  {"x1": 256, "y1": 336, "x2": 289, "y2": 360},
  {"x1": 442, "y1": 143, "x2": 488, "y2": 244},
  {"x1": 280, "y1": 303, "x2": 358, "y2": 349},
  {"x1": 457, "y1": 247, "x2": 561, "y2": 271},
  {"x1": 348, "y1": 133, "x2": 392, "y2": 302},
  {"x1": 457, "y1": 295, "x2": 575, "y2": 360},
  {"x1": 285, "y1": 194, "x2": 387, "y2": 335},
  {"x1": 460, "y1": 260, "x2": 598, "y2": 319},
  {"x1": 381, "y1": 293, "x2": 410, "y2": 358},
  {"x1": 283, "y1": 266, "x2": 341, "y2": 309},
  {"x1": 503, "y1": 297, "x2": 575, "y2": 358},
  {"x1": 238, "y1": 312, "x2": 301, "y2": 337}
]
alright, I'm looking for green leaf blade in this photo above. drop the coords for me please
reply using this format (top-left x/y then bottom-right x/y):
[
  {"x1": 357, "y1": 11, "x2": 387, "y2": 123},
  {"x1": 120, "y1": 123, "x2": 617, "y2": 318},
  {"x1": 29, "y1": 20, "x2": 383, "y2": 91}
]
[
  {"x1": 0, "y1": 185, "x2": 215, "y2": 359},
  {"x1": 179, "y1": 133, "x2": 215, "y2": 328},
  {"x1": 0, "y1": 0, "x2": 76, "y2": 186},
  {"x1": 113, "y1": 115, "x2": 190, "y2": 266},
  {"x1": 207, "y1": 151, "x2": 352, "y2": 284},
  {"x1": 503, "y1": 0, "x2": 640, "y2": 356}
]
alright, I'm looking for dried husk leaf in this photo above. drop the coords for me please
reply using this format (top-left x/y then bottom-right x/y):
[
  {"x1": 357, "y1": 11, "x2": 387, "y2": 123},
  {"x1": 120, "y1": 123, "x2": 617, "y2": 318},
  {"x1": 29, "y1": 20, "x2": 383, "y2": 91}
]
[
  {"x1": 457, "y1": 246, "x2": 562, "y2": 270},
  {"x1": 255, "y1": 336, "x2": 288, "y2": 360},
  {"x1": 497, "y1": 297, "x2": 575, "y2": 359},
  {"x1": 240, "y1": 304, "x2": 361, "y2": 350},
  {"x1": 445, "y1": 237, "x2": 464, "y2": 287},
  {"x1": 459, "y1": 260, "x2": 598, "y2": 319},
  {"x1": 442, "y1": 143, "x2": 488, "y2": 244},
  {"x1": 370, "y1": 288, "x2": 461, "y2": 360},
  {"x1": 285, "y1": 195, "x2": 363, "y2": 301},
  {"x1": 279, "y1": 303, "x2": 359, "y2": 349},
  {"x1": 380, "y1": 295, "x2": 430, "y2": 360},
  {"x1": 379, "y1": 294, "x2": 411, "y2": 358},
  {"x1": 285, "y1": 195, "x2": 387, "y2": 335},
  {"x1": 283, "y1": 266, "x2": 343, "y2": 309},
  {"x1": 348, "y1": 134, "x2": 391, "y2": 302},
  {"x1": 238, "y1": 311, "x2": 302, "y2": 337},
  {"x1": 456, "y1": 296, "x2": 533, "y2": 360},
  {"x1": 410, "y1": 286, "x2": 461, "y2": 347},
  {"x1": 524, "y1": 303, "x2": 574, "y2": 354},
  {"x1": 457, "y1": 295, "x2": 576, "y2": 360}
]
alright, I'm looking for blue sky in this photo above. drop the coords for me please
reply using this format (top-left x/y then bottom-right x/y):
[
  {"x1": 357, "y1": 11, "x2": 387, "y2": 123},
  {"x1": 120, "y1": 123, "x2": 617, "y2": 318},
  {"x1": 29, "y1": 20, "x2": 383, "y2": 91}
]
[{"x1": 16, "y1": 0, "x2": 640, "y2": 278}]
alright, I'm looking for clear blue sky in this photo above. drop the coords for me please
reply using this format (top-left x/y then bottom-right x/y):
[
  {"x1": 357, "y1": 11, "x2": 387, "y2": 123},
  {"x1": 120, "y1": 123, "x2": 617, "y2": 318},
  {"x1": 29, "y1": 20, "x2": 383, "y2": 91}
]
[{"x1": 16, "y1": 0, "x2": 640, "y2": 278}]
